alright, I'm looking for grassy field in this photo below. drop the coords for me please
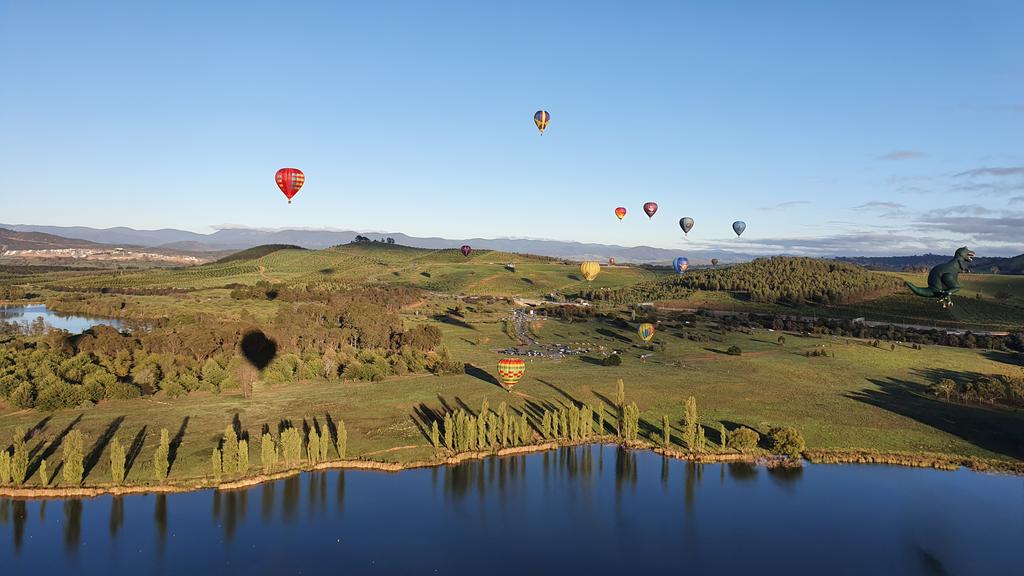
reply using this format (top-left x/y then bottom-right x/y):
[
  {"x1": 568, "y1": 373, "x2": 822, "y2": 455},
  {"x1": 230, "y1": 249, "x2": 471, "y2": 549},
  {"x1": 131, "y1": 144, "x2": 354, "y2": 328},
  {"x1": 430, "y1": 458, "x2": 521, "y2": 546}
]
[
  {"x1": 1, "y1": 308, "x2": 1021, "y2": 490},
  {"x1": 654, "y1": 272, "x2": 1024, "y2": 331},
  {"x1": 19, "y1": 244, "x2": 663, "y2": 297},
  {"x1": 2, "y1": 246, "x2": 1022, "y2": 492}
]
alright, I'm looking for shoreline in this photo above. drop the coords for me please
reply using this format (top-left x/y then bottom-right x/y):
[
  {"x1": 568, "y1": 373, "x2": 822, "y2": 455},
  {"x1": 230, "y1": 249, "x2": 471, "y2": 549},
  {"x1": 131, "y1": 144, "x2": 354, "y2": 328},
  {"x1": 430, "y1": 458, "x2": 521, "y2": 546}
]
[{"x1": 1, "y1": 441, "x2": 1020, "y2": 501}]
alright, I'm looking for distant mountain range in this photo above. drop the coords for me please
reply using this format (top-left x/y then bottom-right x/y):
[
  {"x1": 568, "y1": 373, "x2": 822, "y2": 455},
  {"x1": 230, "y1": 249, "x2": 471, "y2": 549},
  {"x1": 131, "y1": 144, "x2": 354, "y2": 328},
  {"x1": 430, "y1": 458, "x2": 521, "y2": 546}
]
[
  {"x1": 0, "y1": 224, "x2": 752, "y2": 264},
  {"x1": 3, "y1": 224, "x2": 1022, "y2": 271},
  {"x1": 837, "y1": 254, "x2": 1024, "y2": 275}
]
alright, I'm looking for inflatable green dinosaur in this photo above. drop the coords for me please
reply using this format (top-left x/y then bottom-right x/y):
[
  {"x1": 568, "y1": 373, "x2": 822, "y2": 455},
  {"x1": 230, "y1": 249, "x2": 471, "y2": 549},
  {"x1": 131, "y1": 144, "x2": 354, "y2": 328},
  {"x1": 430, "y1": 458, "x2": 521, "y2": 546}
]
[{"x1": 904, "y1": 247, "x2": 975, "y2": 308}]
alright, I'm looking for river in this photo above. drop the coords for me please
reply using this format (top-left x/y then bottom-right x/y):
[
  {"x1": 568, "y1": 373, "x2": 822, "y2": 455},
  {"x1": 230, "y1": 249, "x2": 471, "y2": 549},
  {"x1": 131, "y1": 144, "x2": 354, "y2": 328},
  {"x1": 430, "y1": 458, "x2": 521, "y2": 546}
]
[
  {"x1": 0, "y1": 304, "x2": 124, "y2": 333},
  {"x1": 0, "y1": 446, "x2": 1020, "y2": 575}
]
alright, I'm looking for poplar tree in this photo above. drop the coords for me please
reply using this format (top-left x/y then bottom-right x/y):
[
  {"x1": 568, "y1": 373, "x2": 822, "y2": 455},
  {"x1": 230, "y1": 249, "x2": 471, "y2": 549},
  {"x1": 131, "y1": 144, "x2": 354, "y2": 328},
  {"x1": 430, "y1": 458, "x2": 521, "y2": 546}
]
[
  {"x1": 559, "y1": 410, "x2": 569, "y2": 440},
  {"x1": 596, "y1": 404, "x2": 605, "y2": 436},
  {"x1": 307, "y1": 427, "x2": 321, "y2": 465},
  {"x1": 335, "y1": 419, "x2": 348, "y2": 459},
  {"x1": 109, "y1": 435, "x2": 126, "y2": 485},
  {"x1": 696, "y1": 425, "x2": 706, "y2": 452},
  {"x1": 615, "y1": 379, "x2": 625, "y2": 436},
  {"x1": 38, "y1": 459, "x2": 48, "y2": 486},
  {"x1": 0, "y1": 450, "x2": 12, "y2": 485},
  {"x1": 542, "y1": 411, "x2": 552, "y2": 439},
  {"x1": 12, "y1": 427, "x2": 28, "y2": 485},
  {"x1": 260, "y1": 432, "x2": 278, "y2": 472},
  {"x1": 222, "y1": 425, "x2": 238, "y2": 475},
  {"x1": 153, "y1": 428, "x2": 170, "y2": 482},
  {"x1": 519, "y1": 413, "x2": 529, "y2": 445},
  {"x1": 662, "y1": 415, "x2": 671, "y2": 448},
  {"x1": 719, "y1": 423, "x2": 728, "y2": 450},
  {"x1": 282, "y1": 428, "x2": 302, "y2": 463},
  {"x1": 682, "y1": 396, "x2": 699, "y2": 448},
  {"x1": 211, "y1": 447, "x2": 222, "y2": 482},
  {"x1": 431, "y1": 421, "x2": 440, "y2": 449},
  {"x1": 237, "y1": 439, "x2": 249, "y2": 474},
  {"x1": 443, "y1": 413, "x2": 454, "y2": 450},
  {"x1": 319, "y1": 430, "x2": 331, "y2": 462},
  {"x1": 62, "y1": 430, "x2": 85, "y2": 486}
]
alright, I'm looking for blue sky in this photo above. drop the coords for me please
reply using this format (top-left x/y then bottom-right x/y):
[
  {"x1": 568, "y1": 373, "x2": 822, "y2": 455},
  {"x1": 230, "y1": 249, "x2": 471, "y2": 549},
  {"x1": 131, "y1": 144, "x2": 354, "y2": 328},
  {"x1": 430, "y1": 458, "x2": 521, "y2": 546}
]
[{"x1": 1, "y1": 0, "x2": 1022, "y2": 256}]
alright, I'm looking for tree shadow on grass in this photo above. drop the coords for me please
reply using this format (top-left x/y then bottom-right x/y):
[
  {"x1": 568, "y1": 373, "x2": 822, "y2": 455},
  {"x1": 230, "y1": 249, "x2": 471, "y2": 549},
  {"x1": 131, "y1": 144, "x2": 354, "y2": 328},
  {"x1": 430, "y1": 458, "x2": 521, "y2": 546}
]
[
  {"x1": 596, "y1": 328, "x2": 630, "y2": 343},
  {"x1": 848, "y1": 377, "x2": 1024, "y2": 460},
  {"x1": 83, "y1": 416, "x2": 124, "y2": 480},
  {"x1": 28, "y1": 414, "x2": 82, "y2": 480},
  {"x1": 980, "y1": 350, "x2": 1024, "y2": 368},
  {"x1": 433, "y1": 314, "x2": 475, "y2": 330},
  {"x1": 536, "y1": 378, "x2": 582, "y2": 407},
  {"x1": 579, "y1": 356, "x2": 605, "y2": 366},
  {"x1": 464, "y1": 364, "x2": 501, "y2": 388},
  {"x1": 124, "y1": 426, "x2": 148, "y2": 480},
  {"x1": 167, "y1": 416, "x2": 190, "y2": 475}
]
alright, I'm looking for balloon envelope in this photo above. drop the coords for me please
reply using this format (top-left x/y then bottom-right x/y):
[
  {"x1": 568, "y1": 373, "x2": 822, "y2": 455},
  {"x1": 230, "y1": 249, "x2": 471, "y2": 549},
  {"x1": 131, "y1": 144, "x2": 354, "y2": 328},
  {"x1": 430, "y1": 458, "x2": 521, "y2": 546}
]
[
  {"x1": 615, "y1": 207, "x2": 627, "y2": 220},
  {"x1": 673, "y1": 257, "x2": 689, "y2": 274},
  {"x1": 643, "y1": 202, "x2": 659, "y2": 218},
  {"x1": 679, "y1": 217, "x2": 694, "y2": 235},
  {"x1": 580, "y1": 261, "x2": 601, "y2": 282},
  {"x1": 732, "y1": 221, "x2": 746, "y2": 237},
  {"x1": 608, "y1": 257, "x2": 616, "y2": 265},
  {"x1": 460, "y1": 245, "x2": 472, "y2": 257},
  {"x1": 275, "y1": 168, "x2": 305, "y2": 203},
  {"x1": 497, "y1": 357, "x2": 525, "y2": 389},
  {"x1": 534, "y1": 110, "x2": 550, "y2": 134},
  {"x1": 637, "y1": 323, "x2": 655, "y2": 342}
]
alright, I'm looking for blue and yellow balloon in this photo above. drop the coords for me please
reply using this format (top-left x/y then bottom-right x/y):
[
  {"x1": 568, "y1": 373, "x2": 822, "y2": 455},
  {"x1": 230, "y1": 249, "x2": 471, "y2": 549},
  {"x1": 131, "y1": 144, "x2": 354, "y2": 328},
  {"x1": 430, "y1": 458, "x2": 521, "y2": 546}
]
[
  {"x1": 673, "y1": 257, "x2": 689, "y2": 274},
  {"x1": 534, "y1": 110, "x2": 550, "y2": 135}
]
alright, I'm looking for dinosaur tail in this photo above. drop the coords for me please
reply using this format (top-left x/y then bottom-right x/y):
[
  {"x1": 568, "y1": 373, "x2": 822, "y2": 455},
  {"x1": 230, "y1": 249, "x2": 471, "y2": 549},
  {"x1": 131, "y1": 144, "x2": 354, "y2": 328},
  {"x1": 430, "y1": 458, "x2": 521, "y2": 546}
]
[{"x1": 904, "y1": 280, "x2": 936, "y2": 298}]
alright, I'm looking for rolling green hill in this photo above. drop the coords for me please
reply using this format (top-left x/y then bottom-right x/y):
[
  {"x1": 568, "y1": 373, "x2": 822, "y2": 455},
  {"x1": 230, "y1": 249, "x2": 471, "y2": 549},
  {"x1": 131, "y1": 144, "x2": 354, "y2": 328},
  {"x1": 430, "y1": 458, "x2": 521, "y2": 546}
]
[{"x1": 25, "y1": 242, "x2": 664, "y2": 297}]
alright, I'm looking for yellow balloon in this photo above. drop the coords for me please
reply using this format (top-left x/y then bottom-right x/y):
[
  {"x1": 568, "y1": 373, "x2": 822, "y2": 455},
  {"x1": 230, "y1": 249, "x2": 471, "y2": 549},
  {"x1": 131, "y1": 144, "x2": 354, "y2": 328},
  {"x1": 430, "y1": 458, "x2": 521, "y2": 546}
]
[{"x1": 580, "y1": 261, "x2": 601, "y2": 282}]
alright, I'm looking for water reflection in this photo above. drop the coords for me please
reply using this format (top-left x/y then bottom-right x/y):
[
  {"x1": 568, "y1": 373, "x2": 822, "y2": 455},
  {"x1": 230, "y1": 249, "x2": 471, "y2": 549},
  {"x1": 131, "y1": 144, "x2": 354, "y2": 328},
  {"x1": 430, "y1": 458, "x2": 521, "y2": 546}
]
[
  {"x1": 0, "y1": 448, "x2": 1020, "y2": 575},
  {"x1": 109, "y1": 497, "x2": 124, "y2": 538},
  {"x1": 63, "y1": 499, "x2": 82, "y2": 552}
]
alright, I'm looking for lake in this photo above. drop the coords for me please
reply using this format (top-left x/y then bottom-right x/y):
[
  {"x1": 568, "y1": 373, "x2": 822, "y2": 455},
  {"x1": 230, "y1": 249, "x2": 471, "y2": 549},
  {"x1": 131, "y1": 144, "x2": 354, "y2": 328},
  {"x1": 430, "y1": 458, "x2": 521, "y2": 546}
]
[
  {"x1": 0, "y1": 304, "x2": 123, "y2": 333},
  {"x1": 0, "y1": 446, "x2": 1020, "y2": 575}
]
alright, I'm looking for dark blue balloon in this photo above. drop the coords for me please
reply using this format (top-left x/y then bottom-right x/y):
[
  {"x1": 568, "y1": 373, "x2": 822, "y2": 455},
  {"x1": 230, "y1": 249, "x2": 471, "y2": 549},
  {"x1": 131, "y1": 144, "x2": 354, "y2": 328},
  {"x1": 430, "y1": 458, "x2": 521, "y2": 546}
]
[{"x1": 673, "y1": 257, "x2": 689, "y2": 274}]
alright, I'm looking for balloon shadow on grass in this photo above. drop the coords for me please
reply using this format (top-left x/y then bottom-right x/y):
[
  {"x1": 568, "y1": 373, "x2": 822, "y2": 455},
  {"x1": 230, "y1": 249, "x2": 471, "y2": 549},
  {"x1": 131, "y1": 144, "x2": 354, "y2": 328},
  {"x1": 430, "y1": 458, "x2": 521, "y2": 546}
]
[{"x1": 241, "y1": 330, "x2": 277, "y2": 370}]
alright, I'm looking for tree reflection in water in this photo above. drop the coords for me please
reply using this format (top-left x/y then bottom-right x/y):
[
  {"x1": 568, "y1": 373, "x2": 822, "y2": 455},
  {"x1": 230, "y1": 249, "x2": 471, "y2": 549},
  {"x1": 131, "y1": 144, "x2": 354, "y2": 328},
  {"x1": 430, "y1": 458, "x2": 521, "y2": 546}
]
[
  {"x1": 109, "y1": 496, "x2": 124, "y2": 538},
  {"x1": 154, "y1": 494, "x2": 167, "y2": 554},
  {"x1": 63, "y1": 499, "x2": 82, "y2": 553}
]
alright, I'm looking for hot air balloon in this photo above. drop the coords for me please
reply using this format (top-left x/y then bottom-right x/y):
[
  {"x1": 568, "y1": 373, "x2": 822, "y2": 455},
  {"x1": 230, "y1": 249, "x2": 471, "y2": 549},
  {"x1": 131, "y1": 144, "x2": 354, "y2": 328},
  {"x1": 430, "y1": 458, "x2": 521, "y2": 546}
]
[
  {"x1": 643, "y1": 202, "x2": 659, "y2": 219},
  {"x1": 497, "y1": 357, "x2": 525, "y2": 390},
  {"x1": 637, "y1": 323, "x2": 655, "y2": 342},
  {"x1": 608, "y1": 257, "x2": 617, "y2": 266},
  {"x1": 275, "y1": 168, "x2": 305, "y2": 204},
  {"x1": 732, "y1": 221, "x2": 746, "y2": 237},
  {"x1": 580, "y1": 261, "x2": 601, "y2": 282},
  {"x1": 615, "y1": 207, "x2": 627, "y2": 220},
  {"x1": 534, "y1": 110, "x2": 550, "y2": 135},
  {"x1": 711, "y1": 258, "x2": 720, "y2": 267},
  {"x1": 461, "y1": 245, "x2": 472, "y2": 257},
  {"x1": 679, "y1": 217, "x2": 694, "y2": 236},
  {"x1": 673, "y1": 257, "x2": 689, "y2": 274}
]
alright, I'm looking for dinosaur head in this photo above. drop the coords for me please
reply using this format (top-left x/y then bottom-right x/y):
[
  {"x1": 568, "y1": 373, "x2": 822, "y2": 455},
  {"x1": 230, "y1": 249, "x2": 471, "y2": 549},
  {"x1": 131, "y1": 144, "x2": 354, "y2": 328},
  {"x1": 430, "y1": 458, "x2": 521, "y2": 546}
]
[{"x1": 955, "y1": 246, "x2": 975, "y2": 269}]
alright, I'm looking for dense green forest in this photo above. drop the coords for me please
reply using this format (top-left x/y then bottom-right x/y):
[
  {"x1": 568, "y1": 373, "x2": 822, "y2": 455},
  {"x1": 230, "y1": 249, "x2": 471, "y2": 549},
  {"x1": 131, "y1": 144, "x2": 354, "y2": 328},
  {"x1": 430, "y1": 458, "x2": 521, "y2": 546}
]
[
  {"x1": 0, "y1": 286, "x2": 463, "y2": 411},
  {"x1": 581, "y1": 257, "x2": 903, "y2": 305}
]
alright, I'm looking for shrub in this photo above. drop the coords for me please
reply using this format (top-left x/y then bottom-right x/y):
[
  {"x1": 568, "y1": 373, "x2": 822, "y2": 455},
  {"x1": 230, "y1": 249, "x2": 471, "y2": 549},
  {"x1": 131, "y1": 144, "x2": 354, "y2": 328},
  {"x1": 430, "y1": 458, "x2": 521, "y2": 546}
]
[
  {"x1": 728, "y1": 427, "x2": 760, "y2": 452},
  {"x1": 768, "y1": 426, "x2": 805, "y2": 458},
  {"x1": 726, "y1": 346, "x2": 742, "y2": 356},
  {"x1": 603, "y1": 354, "x2": 622, "y2": 367}
]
